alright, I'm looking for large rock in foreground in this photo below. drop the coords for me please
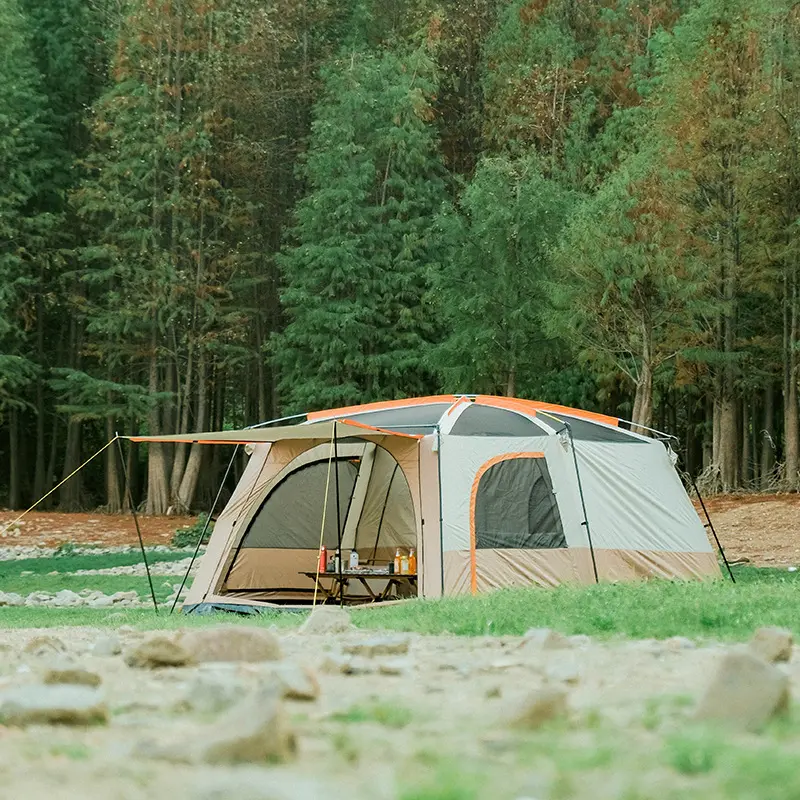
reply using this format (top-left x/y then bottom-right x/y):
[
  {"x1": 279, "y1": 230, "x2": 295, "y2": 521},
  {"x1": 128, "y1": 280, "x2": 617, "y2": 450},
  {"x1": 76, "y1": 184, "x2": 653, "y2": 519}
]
[
  {"x1": 182, "y1": 627, "x2": 282, "y2": 663},
  {"x1": 694, "y1": 649, "x2": 790, "y2": 731},
  {"x1": 124, "y1": 634, "x2": 193, "y2": 668},
  {"x1": 749, "y1": 627, "x2": 793, "y2": 664},
  {"x1": 0, "y1": 685, "x2": 108, "y2": 726},
  {"x1": 299, "y1": 606, "x2": 351, "y2": 635}
]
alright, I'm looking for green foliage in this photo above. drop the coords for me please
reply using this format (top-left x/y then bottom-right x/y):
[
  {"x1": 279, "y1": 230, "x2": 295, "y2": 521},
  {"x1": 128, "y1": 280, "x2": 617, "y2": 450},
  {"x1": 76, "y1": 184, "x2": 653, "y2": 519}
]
[
  {"x1": 276, "y1": 40, "x2": 450, "y2": 412},
  {"x1": 664, "y1": 731, "x2": 721, "y2": 775},
  {"x1": 171, "y1": 514, "x2": 214, "y2": 548},
  {"x1": 332, "y1": 701, "x2": 414, "y2": 727}
]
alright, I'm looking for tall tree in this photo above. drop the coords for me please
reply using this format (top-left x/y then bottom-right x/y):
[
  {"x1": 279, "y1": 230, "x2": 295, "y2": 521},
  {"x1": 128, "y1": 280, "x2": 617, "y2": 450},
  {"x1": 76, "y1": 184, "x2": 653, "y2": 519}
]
[{"x1": 275, "y1": 40, "x2": 450, "y2": 412}]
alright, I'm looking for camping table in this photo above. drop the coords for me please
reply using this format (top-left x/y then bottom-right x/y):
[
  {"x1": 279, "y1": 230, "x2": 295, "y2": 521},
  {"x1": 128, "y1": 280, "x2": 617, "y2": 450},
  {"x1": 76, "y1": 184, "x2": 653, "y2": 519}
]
[{"x1": 299, "y1": 570, "x2": 417, "y2": 604}]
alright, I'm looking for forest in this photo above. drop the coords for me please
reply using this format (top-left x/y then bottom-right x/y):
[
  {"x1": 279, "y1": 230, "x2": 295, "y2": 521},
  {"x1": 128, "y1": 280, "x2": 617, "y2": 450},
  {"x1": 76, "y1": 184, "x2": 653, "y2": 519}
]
[{"x1": 1, "y1": 0, "x2": 799, "y2": 512}]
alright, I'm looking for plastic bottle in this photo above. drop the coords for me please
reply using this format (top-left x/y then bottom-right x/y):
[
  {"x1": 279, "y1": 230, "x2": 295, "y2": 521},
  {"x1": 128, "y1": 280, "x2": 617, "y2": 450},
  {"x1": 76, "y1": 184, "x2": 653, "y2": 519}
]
[
  {"x1": 400, "y1": 552, "x2": 409, "y2": 575},
  {"x1": 408, "y1": 547, "x2": 416, "y2": 575},
  {"x1": 318, "y1": 545, "x2": 327, "y2": 574},
  {"x1": 394, "y1": 548, "x2": 402, "y2": 574},
  {"x1": 334, "y1": 549, "x2": 341, "y2": 573},
  {"x1": 349, "y1": 549, "x2": 359, "y2": 570}
]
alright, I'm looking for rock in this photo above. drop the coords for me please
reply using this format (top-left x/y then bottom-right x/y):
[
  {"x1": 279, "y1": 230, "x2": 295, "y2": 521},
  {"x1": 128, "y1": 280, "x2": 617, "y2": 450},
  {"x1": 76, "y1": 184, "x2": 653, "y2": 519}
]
[
  {"x1": 378, "y1": 658, "x2": 413, "y2": 676},
  {"x1": 0, "y1": 685, "x2": 107, "y2": 726},
  {"x1": 23, "y1": 635, "x2": 66, "y2": 657},
  {"x1": 111, "y1": 591, "x2": 140, "y2": 604},
  {"x1": 24, "y1": 592, "x2": 53, "y2": 607},
  {"x1": 749, "y1": 627, "x2": 793, "y2": 664},
  {"x1": 47, "y1": 570, "x2": 59, "y2": 576},
  {"x1": 43, "y1": 665, "x2": 102, "y2": 688},
  {"x1": 53, "y1": 589, "x2": 83, "y2": 607},
  {"x1": 665, "y1": 636, "x2": 696, "y2": 651},
  {"x1": 512, "y1": 687, "x2": 569, "y2": 729},
  {"x1": 88, "y1": 596, "x2": 114, "y2": 608},
  {"x1": 269, "y1": 663, "x2": 320, "y2": 701},
  {"x1": 343, "y1": 635, "x2": 410, "y2": 658},
  {"x1": 520, "y1": 628, "x2": 571, "y2": 651},
  {"x1": 92, "y1": 636, "x2": 122, "y2": 657},
  {"x1": 569, "y1": 635, "x2": 591, "y2": 648},
  {"x1": 0, "y1": 592, "x2": 23, "y2": 607},
  {"x1": 298, "y1": 606, "x2": 351, "y2": 635},
  {"x1": 183, "y1": 672, "x2": 248, "y2": 714},
  {"x1": 694, "y1": 648, "x2": 790, "y2": 731},
  {"x1": 545, "y1": 662, "x2": 581, "y2": 685},
  {"x1": 182, "y1": 627, "x2": 282, "y2": 663},
  {"x1": 142, "y1": 686, "x2": 295, "y2": 764},
  {"x1": 124, "y1": 634, "x2": 193, "y2": 668},
  {"x1": 319, "y1": 654, "x2": 353, "y2": 675}
]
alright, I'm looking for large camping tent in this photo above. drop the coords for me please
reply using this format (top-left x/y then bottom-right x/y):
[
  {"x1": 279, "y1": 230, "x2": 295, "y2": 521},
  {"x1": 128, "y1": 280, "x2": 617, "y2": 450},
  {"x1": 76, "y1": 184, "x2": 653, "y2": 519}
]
[{"x1": 132, "y1": 395, "x2": 720, "y2": 613}]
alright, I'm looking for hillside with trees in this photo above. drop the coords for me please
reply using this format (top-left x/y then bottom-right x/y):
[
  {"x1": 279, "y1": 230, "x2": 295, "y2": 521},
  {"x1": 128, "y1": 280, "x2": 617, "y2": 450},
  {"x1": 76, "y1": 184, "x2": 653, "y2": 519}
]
[{"x1": 2, "y1": 0, "x2": 799, "y2": 510}]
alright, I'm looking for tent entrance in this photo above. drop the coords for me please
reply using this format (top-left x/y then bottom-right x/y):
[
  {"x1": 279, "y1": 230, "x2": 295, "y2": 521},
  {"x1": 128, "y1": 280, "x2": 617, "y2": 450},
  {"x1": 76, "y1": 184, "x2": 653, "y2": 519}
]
[{"x1": 221, "y1": 441, "x2": 417, "y2": 603}]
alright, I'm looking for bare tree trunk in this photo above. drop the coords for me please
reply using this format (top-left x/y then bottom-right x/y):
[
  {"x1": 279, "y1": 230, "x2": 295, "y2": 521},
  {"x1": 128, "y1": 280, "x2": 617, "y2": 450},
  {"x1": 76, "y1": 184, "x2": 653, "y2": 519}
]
[
  {"x1": 9, "y1": 410, "x2": 21, "y2": 509},
  {"x1": 145, "y1": 345, "x2": 170, "y2": 515},
  {"x1": 33, "y1": 298, "x2": 46, "y2": 500},
  {"x1": 59, "y1": 418, "x2": 82, "y2": 510},
  {"x1": 761, "y1": 382, "x2": 775, "y2": 488},
  {"x1": 741, "y1": 399, "x2": 750, "y2": 488},
  {"x1": 631, "y1": 335, "x2": 654, "y2": 432},
  {"x1": 506, "y1": 365, "x2": 516, "y2": 398},
  {"x1": 785, "y1": 268, "x2": 799, "y2": 490},
  {"x1": 176, "y1": 350, "x2": 209, "y2": 512},
  {"x1": 170, "y1": 348, "x2": 193, "y2": 501},
  {"x1": 703, "y1": 395, "x2": 713, "y2": 470},
  {"x1": 105, "y1": 414, "x2": 122, "y2": 513}
]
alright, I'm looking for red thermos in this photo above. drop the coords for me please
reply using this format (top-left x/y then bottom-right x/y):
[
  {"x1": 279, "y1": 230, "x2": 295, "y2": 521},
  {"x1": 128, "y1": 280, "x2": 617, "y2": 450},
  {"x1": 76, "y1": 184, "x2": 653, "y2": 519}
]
[{"x1": 318, "y1": 545, "x2": 327, "y2": 573}]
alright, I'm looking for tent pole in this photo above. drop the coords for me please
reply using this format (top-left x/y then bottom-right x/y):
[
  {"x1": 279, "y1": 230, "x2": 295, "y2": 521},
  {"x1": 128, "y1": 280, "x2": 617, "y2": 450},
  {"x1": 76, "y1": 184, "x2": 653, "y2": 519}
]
[
  {"x1": 371, "y1": 464, "x2": 399, "y2": 562},
  {"x1": 691, "y1": 477, "x2": 735, "y2": 583},
  {"x1": 116, "y1": 435, "x2": 159, "y2": 613},
  {"x1": 565, "y1": 423, "x2": 599, "y2": 584},
  {"x1": 171, "y1": 444, "x2": 240, "y2": 614},
  {"x1": 334, "y1": 421, "x2": 344, "y2": 606},
  {"x1": 435, "y1": 425, "x2": 445, "y2": 595}
]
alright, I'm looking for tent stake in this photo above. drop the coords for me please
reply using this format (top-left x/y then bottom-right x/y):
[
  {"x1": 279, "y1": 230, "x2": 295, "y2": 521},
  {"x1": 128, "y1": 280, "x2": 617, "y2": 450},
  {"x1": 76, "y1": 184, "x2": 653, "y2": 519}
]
[
  {"x1": 170, "y1": 445, "x2": 240, "y2": 613},
  {"x1": 691, "y1": 477, "x2": 735, "y2": 583},
  {"x1": 116, "y1": 435, "x2": 159, "y2": 613},
  {"x1": 565, "y1": 424, "x2": 599, "y2": 584},
  {"x1": 334, "y1": 422, "x2": 344, "y2": 607}
]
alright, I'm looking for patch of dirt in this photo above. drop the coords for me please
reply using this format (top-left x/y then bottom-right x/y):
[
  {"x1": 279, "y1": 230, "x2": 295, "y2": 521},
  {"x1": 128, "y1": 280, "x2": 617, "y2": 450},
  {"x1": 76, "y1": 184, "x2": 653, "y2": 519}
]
[
  {"x1": 0, "y1": 512, "x2": 197, "y2": 547},
  {"x1": 694, "y1": 494, "x2": 800, "y2": 567}
]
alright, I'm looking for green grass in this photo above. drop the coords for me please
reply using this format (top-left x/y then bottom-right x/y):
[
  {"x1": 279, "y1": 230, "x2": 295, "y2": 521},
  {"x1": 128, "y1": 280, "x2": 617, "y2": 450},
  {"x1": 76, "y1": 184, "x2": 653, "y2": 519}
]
[
  {"x1": 0, "y1": 550, "x2": 189, "y2": 579},
  {"x1": 347, "y1": 566, "x2": 800, "y2": 641},
  {"x1": 331, "y1": 701, "x2": 414, "y2": 727}
]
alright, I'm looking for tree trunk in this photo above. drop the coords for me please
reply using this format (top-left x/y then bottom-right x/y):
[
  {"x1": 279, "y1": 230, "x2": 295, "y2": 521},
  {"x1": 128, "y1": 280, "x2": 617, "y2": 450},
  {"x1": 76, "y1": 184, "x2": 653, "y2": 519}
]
[
  {"x1": 170, "y1": 347, "x2": 193, "y2": 501},
  {"x1": 719, "y1": 398, "x2": 738, "y2": 491},
  {"x1": 33, "y1": 298, "x2": 46, "y2": 500},
  {"x1": 761, "y1": 382, "x2": 775, "y2": 489},
  {"x1": 145, "y1": 345, "x2": 170, "y2": 515},
  {"x1": 59, "y1": 418, "x2": 82, "y2": 510},
  {"x1": 176, "y1": 350, "x2": 209, "y2": 512},
  {"x1": 506, "y1": 365, "x2": 516, "y2": 398},
  {"x1": 741, "y1": 399, "x2": 750, "y2": 488},
  {"x1": 105, "y1": 414, "x2": 122, "y2": 513},
  {"x1": 9, "y1": 410, "x2": 21, "y2": 510},
  {"x1": 785, "y1": 267, "x2": 799, "y2": 490}
]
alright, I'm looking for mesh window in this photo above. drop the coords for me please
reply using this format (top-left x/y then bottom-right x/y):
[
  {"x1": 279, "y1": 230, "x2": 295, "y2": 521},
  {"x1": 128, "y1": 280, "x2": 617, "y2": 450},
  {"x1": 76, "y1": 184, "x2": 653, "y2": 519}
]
[
  {"x1": 239, "y1": 460, "x2": 358, "y2": 549},
  {"x1": 341, "y1": 403, "x2": 451, "y2": 434},
  {"x1": 475, "y1": 457, "x2": 565, "y2": 549},
  {"x1": 450, "y1": 405, "x2": 547, "y2": 436},
  {"x1": 541, "y1": 412, "x2": 642, "y2": 443}
]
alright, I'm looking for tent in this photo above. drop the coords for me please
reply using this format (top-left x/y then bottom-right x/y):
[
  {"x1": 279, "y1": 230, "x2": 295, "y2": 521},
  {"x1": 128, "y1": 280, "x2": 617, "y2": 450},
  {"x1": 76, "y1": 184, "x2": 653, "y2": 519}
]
[{"x1": 132, "y1": 395, "x2": 720, "y2": 613}]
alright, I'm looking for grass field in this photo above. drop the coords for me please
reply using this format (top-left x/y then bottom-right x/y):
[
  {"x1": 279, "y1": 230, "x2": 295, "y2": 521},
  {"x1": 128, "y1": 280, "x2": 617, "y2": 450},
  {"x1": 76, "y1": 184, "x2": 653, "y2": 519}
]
[{"x1": 0, "y1": 560, "x2": 796, "y2": 642}]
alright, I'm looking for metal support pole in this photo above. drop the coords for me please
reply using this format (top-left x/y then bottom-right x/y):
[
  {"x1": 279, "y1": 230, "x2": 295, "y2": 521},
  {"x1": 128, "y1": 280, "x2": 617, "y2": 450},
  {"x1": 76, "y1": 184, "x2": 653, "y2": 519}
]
[
  {"x1": 116, "y1": 435, "x2": 159, "y2": 613},
  {"x1": 565, "y1": 424, "x2": 599, "y2": 584},
  {"x1": 333, "y1": 422, "x2": 344, "y2": 606},
  {"x1": 691, "y1": 477, "x2": 735, "y2": 583},
  {"x1": 170, "y1": 445, "x2": 240, "y2": 613}
]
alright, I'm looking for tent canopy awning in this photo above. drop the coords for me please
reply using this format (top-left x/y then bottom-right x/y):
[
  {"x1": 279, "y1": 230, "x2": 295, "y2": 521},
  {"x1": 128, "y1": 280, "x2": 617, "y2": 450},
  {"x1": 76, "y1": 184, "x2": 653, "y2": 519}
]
[{"x1": 127, "y1": 419, "x2": 423, "y2": 445}]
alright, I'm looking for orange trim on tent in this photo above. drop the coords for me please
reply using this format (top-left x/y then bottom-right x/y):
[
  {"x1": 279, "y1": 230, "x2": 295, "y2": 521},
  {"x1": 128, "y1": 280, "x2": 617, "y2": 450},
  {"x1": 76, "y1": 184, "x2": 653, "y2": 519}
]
[
  {"x1": 475, "y1": 396, "x2": 619, "y2": 428},
  {"x1": 307, "y1": 395, "x2": 459, "y2": 422},
  {"x1": 338, "y1": 419, "x2": 423, "y2": 439},
  {"x1": 469, "y1": 451, "x2": 545, "y2": 595}
]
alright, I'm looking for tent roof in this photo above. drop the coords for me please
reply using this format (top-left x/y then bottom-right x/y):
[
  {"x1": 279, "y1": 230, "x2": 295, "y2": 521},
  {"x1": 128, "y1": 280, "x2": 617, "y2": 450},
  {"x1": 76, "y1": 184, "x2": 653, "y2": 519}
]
[{"x1": 127, "y1": 419, "x2": 421, "y2": 445}]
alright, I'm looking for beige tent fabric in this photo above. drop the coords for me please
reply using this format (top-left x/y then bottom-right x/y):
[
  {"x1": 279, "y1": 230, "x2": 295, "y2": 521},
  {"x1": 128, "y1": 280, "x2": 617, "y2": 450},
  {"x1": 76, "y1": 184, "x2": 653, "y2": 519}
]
[
  {"x1": 418, "y1": 434, "x2": 442, "y2": 599},
  {"x1": 443, "y1": 547, "x2": 720, "y2": 593}
]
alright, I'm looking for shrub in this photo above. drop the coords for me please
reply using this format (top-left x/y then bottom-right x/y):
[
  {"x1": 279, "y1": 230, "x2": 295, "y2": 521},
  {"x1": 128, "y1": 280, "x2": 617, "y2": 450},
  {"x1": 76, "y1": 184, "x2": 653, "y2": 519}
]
[{"x1": 171, "y1": 513, "x2": 214, "y2": 548}]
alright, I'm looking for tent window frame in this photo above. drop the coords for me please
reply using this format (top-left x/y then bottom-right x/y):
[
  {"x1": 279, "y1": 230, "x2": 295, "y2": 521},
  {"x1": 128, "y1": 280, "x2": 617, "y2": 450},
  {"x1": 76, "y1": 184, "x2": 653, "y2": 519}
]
[{"x1": 469, "y1": 451, "x2": 566, "y2": 593}]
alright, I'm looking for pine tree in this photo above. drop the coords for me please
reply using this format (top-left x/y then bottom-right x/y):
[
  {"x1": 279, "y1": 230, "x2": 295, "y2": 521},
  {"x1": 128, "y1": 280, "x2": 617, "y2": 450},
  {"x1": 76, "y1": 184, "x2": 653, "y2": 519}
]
[
  {"x1": 431, "y1": 154, "x2": 573, "y2": 396},
  {"x1": 275, "y1": 41, "x2": 450, "y2": 412}
]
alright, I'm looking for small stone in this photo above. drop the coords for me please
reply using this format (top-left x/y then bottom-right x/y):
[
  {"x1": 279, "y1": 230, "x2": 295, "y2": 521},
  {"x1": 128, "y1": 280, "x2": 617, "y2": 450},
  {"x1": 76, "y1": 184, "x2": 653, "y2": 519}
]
[
  {"x1": 694, "y1": 648, "x2": 790, "y2": 731},
  {"x1": 486, "y1": 686, "x2": 502, "y2": 699},
  {"x1": 319, "y1": 654, "x2": 352, "y2": 675},
  {"x1": 512, "y1": 687, "x2": 569, "y2": 729},
  {"x1": 47, "y1": 570, "x2": 59, "y2": 576},
  {"x1": 749, "y1": 627, "x2": 793, "y2": 664},
  {"x1": 665, "y1": 636, "x2": 696, "y2": 651},
  {"x1": 520, "y1": 629, "x2": 571, "y2": 650},
  {"x1": 124, "y1": 634, "x2": 193, "y2": 668},
  {"x1": 0, "y1": 592, "x2": 23, "y2": 607},
  {"x1": 343, "y1": 635, "x2": 410, "y2": 658},
  {"x1": 53, "y1": 589, "x2": 83, "y2": 607},
  {"x1": 183, "y1": 672, "x2": 248, "y2": 714},
  {"x1": 182, "y1": 627, "x2": 282, "y2": 663},
  {"x1": 545, "y1": 662, "x2": 581, "y2": 685},
  {"x1": 43, "y1": 665, "x2": 102, "y2": 688},
  {"x1": 23, "y1": 635, "x2": 66, "y2": 657},
  {"x1": 0, "y1": 685, "x2": 107, "y2": 726},
  {"x1": 378, "y1": 658, "x2": 413, "y2": 676},
  {"x1": 88, "y1": 596, "x2": 114, "y2": 608},
  {"x1": 569, "y1": 635, "x2": 591, "y2": 648},
  {"x1": 92, "y1": 636, "x2": 122, "y2": 657},
  {"x1": 269, "y1": 663, "x2": 320, "y2": 701},
  {"x1": 299, "y1": 606, "x2": 352, "y2": 635}
]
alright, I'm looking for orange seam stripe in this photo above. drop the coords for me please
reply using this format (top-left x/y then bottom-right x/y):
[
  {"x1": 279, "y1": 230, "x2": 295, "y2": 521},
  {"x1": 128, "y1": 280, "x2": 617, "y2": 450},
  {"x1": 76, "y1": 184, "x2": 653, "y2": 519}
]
[{"x1": 469, "y1": 451, "x2": 546, "y2": 595}]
